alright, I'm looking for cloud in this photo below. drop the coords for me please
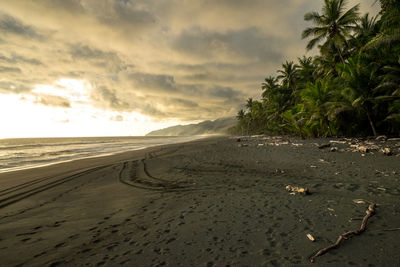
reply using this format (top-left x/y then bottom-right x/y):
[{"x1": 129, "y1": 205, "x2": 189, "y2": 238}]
[
  {"x1": 94, "y1": 85, "x2": 129, "y2": 110},
  {"x1": 170, "y1": 98, "x2": 199, "y2": 108},
  {"x1": 0, "y1": 0, "x2": 381, "y2": 124},
  {"x1": 209, "y1": 86, "x2": 242, "y2": 99},
  {"x1": 35, "y1": 94, "x2": 71, "y2": 108},
  {"x1": 126, "y1": 72, "x2": 178, "y2": 93},
  {"x1": 0, "y1": 53, "x2": 42, "y2": 65},
  {"x1": 0, "y1": 66, "x2": 21, "y2": 73},
  {"x1": 173, "y1": 27, "x2": 283, "y2": 63},
  {"x1": 0, "y1": 12, "x2": 42, "y2": 39},
  {"x1": 0, "y1": 80, "x2": 31, "y2": 93},
  {"x1": 68, "y1": 43, "x2": 128, "y2": 73},
  {"x1": 110, "y1": 115, "x2": 123, "y2": 121}
]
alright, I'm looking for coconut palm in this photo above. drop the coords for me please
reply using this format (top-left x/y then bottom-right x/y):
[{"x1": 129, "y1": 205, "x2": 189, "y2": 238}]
[
  {"x1": 355, "y1": 13, "x2": 378, "y2": 37},
  {"x1": 302, "y1": 0, "x2": 360, "y2": 62},
  {"x1": 336, "y1": 53, "x2": 380, "y2": 136},
  {"x1": 349, "y1": 13, "x2": 379, "y2": 51},
  {"x1": 277, "y1": 61, "x2": 299, "y2": 90},
  {"x1": 365, "y1": 0, "x2": 400, "y2": 49},
  {"x1": 245, "y1": 98, "x2": 254, "y2": 111},
  {"x1": 301, "y1": 79, "x2": 334, "y2": 136},
  {"x1": 261, "y1": 76, "x2": 279, "y2": 100},
  {"x1": 297, "y1": 56, "x2": 316, "y2": 86}
]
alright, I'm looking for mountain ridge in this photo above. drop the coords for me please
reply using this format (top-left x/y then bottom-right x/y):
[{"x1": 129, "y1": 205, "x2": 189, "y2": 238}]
[{"x1": 146, "y1": 117, "x2": 236, "y2": 136}]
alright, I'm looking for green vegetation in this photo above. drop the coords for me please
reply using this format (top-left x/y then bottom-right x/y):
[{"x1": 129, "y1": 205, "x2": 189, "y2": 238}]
[{"x1": 235, "y1": 0, "x2": 400, "y2": 137}]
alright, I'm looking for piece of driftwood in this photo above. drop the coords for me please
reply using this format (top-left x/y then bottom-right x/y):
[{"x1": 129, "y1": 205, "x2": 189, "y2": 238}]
[
  {"x1": 285, "y1": 185, "x2": 309, "y2": 195},
  {"x1": 307, "y1": 233, "x2": 315, "y2": 242},
  {"x1": 309, "y1": 203, "x2": 376, "y2": 263}
]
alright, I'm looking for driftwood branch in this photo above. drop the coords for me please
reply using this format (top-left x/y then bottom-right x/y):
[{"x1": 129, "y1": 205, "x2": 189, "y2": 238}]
[{"x1": 309, "y1": 203, "x2": 376, "y2": 263}]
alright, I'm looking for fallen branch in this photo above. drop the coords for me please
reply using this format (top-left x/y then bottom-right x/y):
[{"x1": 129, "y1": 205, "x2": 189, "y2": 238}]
[{"x1": 309, "y1": 203, "x2": 376, "y2": 263}]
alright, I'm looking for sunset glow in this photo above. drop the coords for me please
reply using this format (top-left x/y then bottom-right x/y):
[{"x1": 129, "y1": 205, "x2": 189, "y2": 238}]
[{"x1": 0, "y1": 0, "x2": 379, "y2": 137}]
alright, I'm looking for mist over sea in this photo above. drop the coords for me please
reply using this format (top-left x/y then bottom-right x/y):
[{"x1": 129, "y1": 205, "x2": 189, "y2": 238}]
[{"x1": 0, "y1": 136, "x2": 200, "y2": 173}]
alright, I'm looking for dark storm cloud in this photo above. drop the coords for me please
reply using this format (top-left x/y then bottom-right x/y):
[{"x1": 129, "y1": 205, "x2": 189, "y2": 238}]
[
  {"x1": 0, "y1": 12, "x2": 42, "y2": 39},
  {"x1": 173, "y1": 27, "x2": 282, "y2": 62}
]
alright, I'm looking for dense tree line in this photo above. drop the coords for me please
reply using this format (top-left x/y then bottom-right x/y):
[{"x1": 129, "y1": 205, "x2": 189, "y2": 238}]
[{"x1": 235, "y1": 0, "x2": 400, "y2": 137}]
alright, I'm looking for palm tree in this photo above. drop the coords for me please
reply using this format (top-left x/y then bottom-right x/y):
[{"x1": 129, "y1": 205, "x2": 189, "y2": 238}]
[
  {"x1": 355, "y1": 13, "x2": 378, "y2": 37},
  {"x1": 277, "y1": 61, "x2": 299, "y2": 90},
  {"x1": 301, "y1": 79, "x2": 334, "y2": 136},
  {"x1": 302, "y1": 0, "x2": 360, "y2": 63},
  {"x1": 277, "y1": 61, "x2": 299, "y2": 106},
  {"x1": 365, "y1": 0, "x2": 400, "y2": 50},
  {"x1": 236, "y1": 109, "x2": 246, "y2": 135},
  {"x1": 336, "y1": 53, "x2": 380, "y2": 136},
  {"x1": 261, "y1": 76, "x2": 279, "y2": 100},
  {"x1": 349, "y1": 13, "x2": 379, "y2": 51},
  {"x1": 376, "y1": 56, "x2": 400, "y2": 97},
  {"x1": 245, "y1": 98, "x2": 254, "y2": 111},
  {"x1": 297, "y1": 56, "x2": 316, "y2": 86}
]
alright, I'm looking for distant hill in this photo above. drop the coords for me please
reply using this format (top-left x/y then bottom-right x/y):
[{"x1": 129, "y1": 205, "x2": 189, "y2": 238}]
[{"x1": 146, "y1": 117, "x2": 236, "y2": 136}]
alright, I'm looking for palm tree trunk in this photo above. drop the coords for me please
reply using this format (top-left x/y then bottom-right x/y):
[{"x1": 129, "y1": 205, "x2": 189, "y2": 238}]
[
  {"x1": 336, "y1": 46, "x2": 345, "y2": 64},
  {"x1": 366, "y1": 111, "x2": 377, "y2": 136},
  {"x1": 325, "y1": 117, "x2": 333, "y2": 136}
]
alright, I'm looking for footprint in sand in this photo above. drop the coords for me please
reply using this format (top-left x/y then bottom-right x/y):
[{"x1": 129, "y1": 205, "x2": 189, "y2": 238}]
[{"x1": 55, "y1": 242, "x2": 66, "y2": 248}]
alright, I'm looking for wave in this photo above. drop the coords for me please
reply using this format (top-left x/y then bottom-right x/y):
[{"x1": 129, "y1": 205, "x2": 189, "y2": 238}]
[{"x1": 0, "y1": 136, "x2": 203, "y2": 173}]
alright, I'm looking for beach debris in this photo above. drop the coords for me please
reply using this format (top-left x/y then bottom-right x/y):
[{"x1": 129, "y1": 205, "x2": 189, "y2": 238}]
[
  {"x1": 292, "y1": 143, "x2": 303, "y2": 147},
  {"x1": 329, "y1": 147, "x2": 338, "y2": 152},
  {"x1": 236, "y1": 138, "x2": 241, "y2": 142},
  {"x1": 310, "y1": 165, "x2": 317, "y2": 168},
  {"x1": 307, "y1": 233, "x2": 315, "y2": 242},
  {"x1": 257, "y1": 143, "x2": 264, "y2": 147},
  {"x1": 353, "y1": 199, "x2": 367, "y2": 204},
  {"x1": 238, "y1": 143, "x2": 248, "y2": 147},
  {"x1": 285, "y1": 185, "x2": 309, "y2": 195},
  {"x1": 358, "y1": 146, "x2": 369, "y2": 153},
  {"x1": 330, "y1": 140, "x2": 346, "y2": 144},
  {"x1": 376, "y1": 135, "x2": 387, "y2": 141},
  {"x1": 380, "y1": 147, "x2": 392, "y2": 156},
  {"x1": 381, "y1": 228, "x2": 400, "y2": 232},
  {"x1": 318, "y1": 143, "x2": 331, "y2": 149},
  {"x1": 309, "y1": 203, "x2": 376, "y2": 263}
]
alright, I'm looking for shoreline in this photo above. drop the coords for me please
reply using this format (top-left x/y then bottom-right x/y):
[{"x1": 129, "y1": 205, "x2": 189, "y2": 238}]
[
  {"x1": 0, "y1": 135, "x2": 207, "y2": 175},
  {"x1": 0, "y1": 136, "x2": 399, "y2": 266},
  {"x1": 0, "y1": 136, "x2": 213, "y2": 190}
]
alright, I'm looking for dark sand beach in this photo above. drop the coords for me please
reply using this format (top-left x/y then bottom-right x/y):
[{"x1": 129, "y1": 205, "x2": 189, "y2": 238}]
[{"x1": 0, "y1": 136, "x2": 399, "y2": 266}]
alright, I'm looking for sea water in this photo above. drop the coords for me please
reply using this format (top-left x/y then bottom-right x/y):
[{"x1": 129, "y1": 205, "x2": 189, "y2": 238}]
[{"x1": 0, "y1": 136, "x2": 201, "y2": 173}]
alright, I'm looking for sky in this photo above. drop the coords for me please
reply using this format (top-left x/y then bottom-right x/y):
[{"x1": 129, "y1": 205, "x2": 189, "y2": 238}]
[{"x1": 0, "y1": 0, "x2": 380, "y2": 138}]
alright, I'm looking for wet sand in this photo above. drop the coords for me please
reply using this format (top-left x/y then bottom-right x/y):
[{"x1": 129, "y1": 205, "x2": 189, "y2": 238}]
[{"x1": 0, "y1": 136, "x2": 399, "y2": 266}]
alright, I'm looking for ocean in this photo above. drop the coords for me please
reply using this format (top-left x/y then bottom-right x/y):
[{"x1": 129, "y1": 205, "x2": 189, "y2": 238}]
[{"x1": 0, "y1": 136, "x2": 201, "y2": 173}]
